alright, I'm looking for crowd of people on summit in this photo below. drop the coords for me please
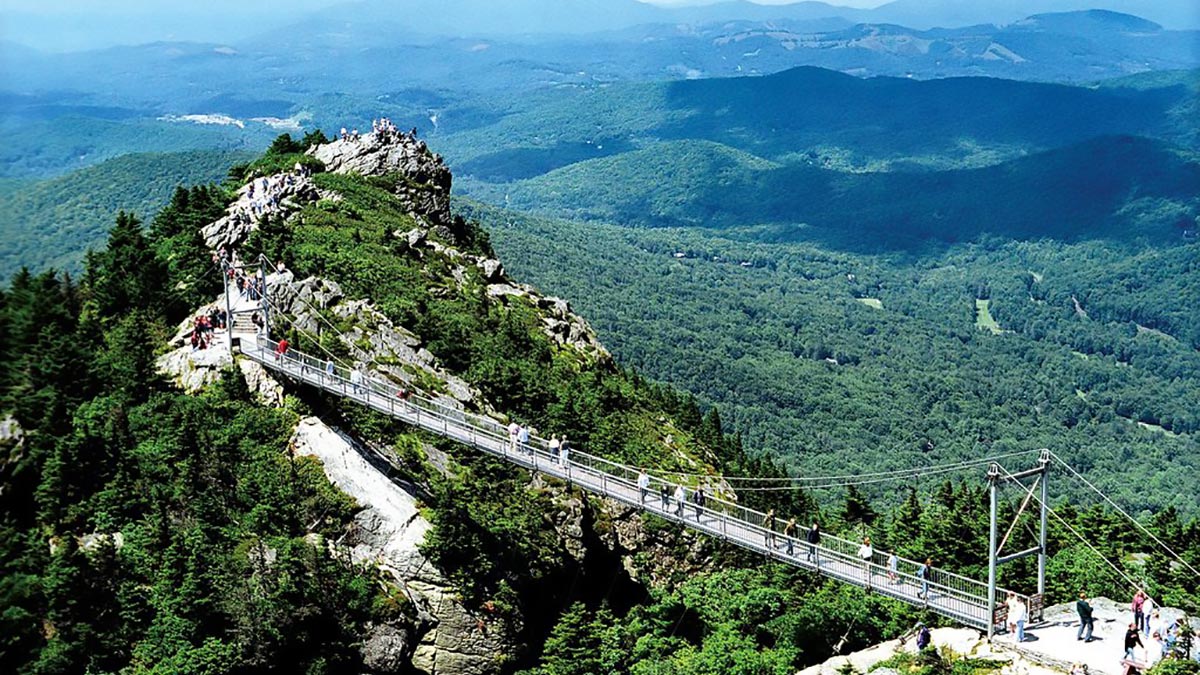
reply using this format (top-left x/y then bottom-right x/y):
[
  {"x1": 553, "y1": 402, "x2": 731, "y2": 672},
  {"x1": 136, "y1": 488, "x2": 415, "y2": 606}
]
[
  {"x1": 339, "y1": 117, "x2": 419, "y2": 145},
  {"x1": 229, "y1": 164, "x2": 311, "y2": 227}
]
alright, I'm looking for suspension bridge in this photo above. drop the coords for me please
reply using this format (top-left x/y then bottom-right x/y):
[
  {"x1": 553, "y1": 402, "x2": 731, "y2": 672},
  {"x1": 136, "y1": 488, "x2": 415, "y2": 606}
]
[
  {"x1": 228, "y1": 320, "x2": 1026, "y2": 633},
  {"x1": 214, "y1": 257, "x2": 1192, "y2": 643}
]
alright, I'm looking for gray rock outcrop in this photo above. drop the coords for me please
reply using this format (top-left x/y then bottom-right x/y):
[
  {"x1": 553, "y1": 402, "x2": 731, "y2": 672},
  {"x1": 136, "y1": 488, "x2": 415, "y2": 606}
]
[
  {"x1": 312, "y1": 133, "x2": 452, "y2": 228},
  {"x1": 291, "y1": 417, "x2": 511, "y2": 675}
]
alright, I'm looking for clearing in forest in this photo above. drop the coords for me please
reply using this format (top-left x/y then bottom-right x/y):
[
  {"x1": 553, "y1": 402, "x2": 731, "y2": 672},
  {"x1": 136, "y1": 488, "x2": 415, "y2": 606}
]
[{"x1": 974, "y1": 299, "x2": 1006, "y2": 334}]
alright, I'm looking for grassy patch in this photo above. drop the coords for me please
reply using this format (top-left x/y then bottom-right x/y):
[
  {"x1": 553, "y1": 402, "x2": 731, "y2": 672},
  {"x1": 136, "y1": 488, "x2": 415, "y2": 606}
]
[{"x1": 974, "y1": 299, "x2": 1006, "y2": 335}]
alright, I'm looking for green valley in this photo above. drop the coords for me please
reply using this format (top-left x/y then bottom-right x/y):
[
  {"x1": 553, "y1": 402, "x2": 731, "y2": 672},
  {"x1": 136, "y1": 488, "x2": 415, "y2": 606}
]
[{"x1": 463, "y1": 200, "x2": 1200, "y2": 517}]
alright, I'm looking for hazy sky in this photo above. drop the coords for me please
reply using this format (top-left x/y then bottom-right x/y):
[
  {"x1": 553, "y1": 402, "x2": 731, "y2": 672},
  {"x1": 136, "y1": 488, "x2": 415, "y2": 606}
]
[
  {"x1": 3, "y1": 0, "x2": 1195, "y2": 52},
  {"x1": 0, "y1": 0, "x2": 891, "y2": 52}
]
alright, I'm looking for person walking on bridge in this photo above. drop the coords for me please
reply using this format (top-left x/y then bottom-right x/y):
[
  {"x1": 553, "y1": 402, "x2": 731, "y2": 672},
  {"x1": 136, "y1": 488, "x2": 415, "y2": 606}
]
[
  {"x1": 917, "y1": 558, "x2": 932, "y2": 600},
  {"x1": 518, "y1": 424, "x2": 530, "y2": 455},
  {"x1": 806, "y1": 522, "x2": 821, "y2": 565},
  {"x1": 508, "y1": 422, "x2": 520, "y2": 453},
  {"x1": 1077, "y1": 591, "x2": 1095, "y2": 642},
  {"x1": 858, "y1": 536, "x2": 874, "y2": 583},
  {"x1": 763, "y1": 509, "x2": 776, "y2": 548}
]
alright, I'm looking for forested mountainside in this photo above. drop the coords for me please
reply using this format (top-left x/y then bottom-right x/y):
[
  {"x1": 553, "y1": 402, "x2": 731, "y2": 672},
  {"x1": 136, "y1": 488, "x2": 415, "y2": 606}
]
[
  {"x1": 2, "y1": 131, "x2": 1199, "y2": 675},
  {"x1": 0, "y1": 150, "x2": 253, "y2": 279}
]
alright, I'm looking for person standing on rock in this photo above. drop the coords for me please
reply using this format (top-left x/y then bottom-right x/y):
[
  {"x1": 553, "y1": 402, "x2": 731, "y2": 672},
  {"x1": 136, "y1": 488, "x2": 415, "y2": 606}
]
[
  {"x1": 637, "y1": 469, "x2": 650, "y2": 503},
  {"x1": 1006, "y1": 591, "x2": 1020, "y2": 636},
  {"x1": 673, "y1": 484, "x2": 686, "y2": 517},
  {"x1": 916, "y1": 623, "x2": 931, "y2": 651},
  {"x1": 1142, "y1": 595, "x2": 1154, "y2": 636},
  {"x1": 1133, "y1": 590, "x2": 1146, "y2": 634},
  {"x1": 1077, "y1": 591, "x2": 1095, "y2": 642},
  {"x1": 1013, "y1": 595, "x2": 1028, "y2": 643},
  {"x1": 1125, "y1": 622, "x2": 1144, "y2": 660}
]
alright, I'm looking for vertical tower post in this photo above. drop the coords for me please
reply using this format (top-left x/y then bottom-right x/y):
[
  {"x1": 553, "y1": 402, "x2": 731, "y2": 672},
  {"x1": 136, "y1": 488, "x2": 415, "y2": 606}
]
[
  {"x1": 1038, "y1": 449, "x2": 1051, "y2": 596},
  {"x1": 987, "y1": 462, "x2": 1001, "y2": 640}
]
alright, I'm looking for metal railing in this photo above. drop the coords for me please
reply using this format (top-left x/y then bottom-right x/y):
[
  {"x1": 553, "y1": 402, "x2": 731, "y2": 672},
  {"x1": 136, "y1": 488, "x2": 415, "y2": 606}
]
[{"x1": 240, "y1": 336, "x2": 1021, "y2": 631}]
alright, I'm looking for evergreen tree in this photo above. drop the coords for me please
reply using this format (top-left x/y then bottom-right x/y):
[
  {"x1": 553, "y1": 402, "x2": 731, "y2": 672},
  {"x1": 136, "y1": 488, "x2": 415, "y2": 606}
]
[{"x1": 86, "y1": 212, "x2": 173, "y2": 322}]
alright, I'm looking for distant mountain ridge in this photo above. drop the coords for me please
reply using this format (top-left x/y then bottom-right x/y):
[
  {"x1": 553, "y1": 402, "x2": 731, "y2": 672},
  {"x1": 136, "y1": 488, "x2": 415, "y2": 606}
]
[{"x1": 472, "y1": 135, "x2": 1200, "y2": 251}]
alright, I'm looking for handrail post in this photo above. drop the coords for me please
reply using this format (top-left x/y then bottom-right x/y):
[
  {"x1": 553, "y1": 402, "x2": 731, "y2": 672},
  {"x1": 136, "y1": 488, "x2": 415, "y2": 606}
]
[{"x1": 987, "y1": 463, "x2": 1000, "y2": 641}]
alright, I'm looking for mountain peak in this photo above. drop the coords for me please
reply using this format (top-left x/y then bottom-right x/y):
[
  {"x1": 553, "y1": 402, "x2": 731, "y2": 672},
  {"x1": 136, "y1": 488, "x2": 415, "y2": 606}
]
[{"x1": 1014, "y1": 9, "x2": 1164, "y2": 32}]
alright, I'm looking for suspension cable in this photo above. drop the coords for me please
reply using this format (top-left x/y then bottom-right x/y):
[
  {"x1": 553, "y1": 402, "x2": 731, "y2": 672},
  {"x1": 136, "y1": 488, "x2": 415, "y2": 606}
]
[
  {"x1": 997, "y1": 465, "x2": 1145, "y2": 598},
  {"x1": 648, "y1": 450, "x2": 1035, "y2": 485},
  {"x1": 1048, "y1": 450, "x2": 1200, "y2": 580}
]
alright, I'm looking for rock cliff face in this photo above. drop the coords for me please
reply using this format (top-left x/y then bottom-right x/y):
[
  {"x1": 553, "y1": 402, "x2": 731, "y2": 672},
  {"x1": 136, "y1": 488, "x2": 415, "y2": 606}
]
[
  {"x1": 312, "y1": 132, "x2": 453, "y2": 229},
  {"x1": 290, "y1": 417, "x2": 508, "y2": 675}
]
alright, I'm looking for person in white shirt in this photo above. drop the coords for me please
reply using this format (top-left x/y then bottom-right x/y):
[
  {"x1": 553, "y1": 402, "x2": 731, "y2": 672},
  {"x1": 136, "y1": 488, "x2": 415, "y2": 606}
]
[
  {"x1": 1006, "y1": 592, "x2": 1020, "y2": 637},
  {"x1": 507, "y1": 422, "x2": 520, "y2": 453},
  {"x1": 1013, "y1": 596, "x2": 1028, "y2": 642},
  {"x1": 858, "y1": 537, "x2": 874, "y2": 581}
]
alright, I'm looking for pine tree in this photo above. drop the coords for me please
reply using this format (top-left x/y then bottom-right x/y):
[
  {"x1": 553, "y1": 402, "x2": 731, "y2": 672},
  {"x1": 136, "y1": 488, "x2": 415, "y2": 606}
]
[{"x1": 86, "y1": 212, "x2": 174, "y2": 322}]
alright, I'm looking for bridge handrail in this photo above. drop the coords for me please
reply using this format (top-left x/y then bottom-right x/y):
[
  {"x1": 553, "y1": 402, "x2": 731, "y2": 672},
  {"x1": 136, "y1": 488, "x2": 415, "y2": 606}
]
[{"x1": 244, "y1": 336, "x2": 1021, "y2": 621}]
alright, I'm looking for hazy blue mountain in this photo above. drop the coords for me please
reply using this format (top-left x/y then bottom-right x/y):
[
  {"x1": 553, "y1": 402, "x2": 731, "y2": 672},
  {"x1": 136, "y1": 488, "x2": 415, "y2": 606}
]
[
  {"x1": 475, "y1": 135, "x2": 1199, "y2": 251},
  {"x1": 870, "y1": 0, "x2": 1200, "y2": 30},
  {"x1": 438, "y1": 66, "x2": 1195, "y2": 182}
]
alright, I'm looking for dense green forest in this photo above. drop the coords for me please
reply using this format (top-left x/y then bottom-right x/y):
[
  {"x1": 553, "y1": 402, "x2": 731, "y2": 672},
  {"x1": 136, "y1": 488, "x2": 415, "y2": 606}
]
[
  {"x1": 0, "y1": 149, "x2": 253, "y2": 279},
  {"x1": 460, "y1": 200, "x2": 1200, "y2": 518}
]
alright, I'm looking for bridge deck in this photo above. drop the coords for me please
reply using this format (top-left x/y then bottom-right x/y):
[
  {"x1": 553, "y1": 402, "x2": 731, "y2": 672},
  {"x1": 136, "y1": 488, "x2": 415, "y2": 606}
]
[{"x1": 238, "y1": 335, "x2": 1016, "y2": 632}]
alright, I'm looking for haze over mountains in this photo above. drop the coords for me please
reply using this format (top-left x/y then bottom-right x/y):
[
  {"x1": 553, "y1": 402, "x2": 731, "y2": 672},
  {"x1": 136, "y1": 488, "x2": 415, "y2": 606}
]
[{"x1": 4, "y1": 0, "x2": 1198, "y2": 52}]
